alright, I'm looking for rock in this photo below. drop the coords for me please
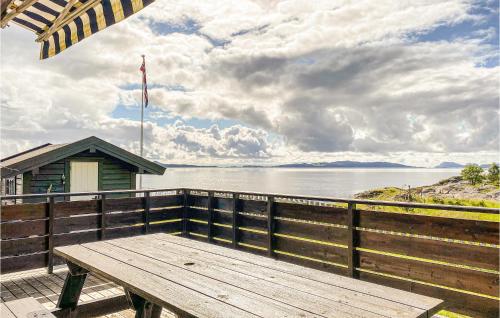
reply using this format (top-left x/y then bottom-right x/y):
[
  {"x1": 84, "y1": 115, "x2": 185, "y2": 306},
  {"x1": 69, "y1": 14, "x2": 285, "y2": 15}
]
[{"x1": 355, "y1": 177, "x2": 499, "y2": 202}]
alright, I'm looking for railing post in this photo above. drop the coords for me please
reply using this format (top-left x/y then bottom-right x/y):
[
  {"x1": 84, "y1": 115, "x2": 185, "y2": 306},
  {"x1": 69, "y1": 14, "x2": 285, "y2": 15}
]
[
  {"x1": 144, "y1": 191, "x2": 151, "y2": 234},
  {"x1": 47, "y1": 196, "x2": 55, "y2": 274},
  {"x1": 100, "y1": 194, "x2": 107, "y2": 240},
  {"x1": 267, "y1": 195, "x2": 276, "y2": 258},
  {"x1": 207, "y1": 191, "x2": 214, "y2": 243},
  {"x1": 182, "y1": 189, "x2": 189, "y2": 237},
  {"x1": 347, "y1": 202, "x2": 359, "y2": 278},
  {"x1": 232, "y1": 193, "x2": 239, "y2": 249}
]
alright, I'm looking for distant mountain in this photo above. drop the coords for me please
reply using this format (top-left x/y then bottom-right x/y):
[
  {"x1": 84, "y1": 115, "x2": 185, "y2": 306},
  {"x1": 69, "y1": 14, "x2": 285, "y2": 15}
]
[
  {"x1": 434, "y1": 162, "x2": 465, "y2": 168},
  {"x1": 435, "y1": 162, "x2": 497, "y2": 169},
  {"x1": 276, "y1": 161, "x2": 416, "y2": 168}
]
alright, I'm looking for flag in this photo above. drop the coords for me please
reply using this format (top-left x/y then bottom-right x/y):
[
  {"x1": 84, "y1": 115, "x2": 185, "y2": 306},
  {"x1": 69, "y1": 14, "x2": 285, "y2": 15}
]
[{"x1": 140, "y1": 58, "x2": 149, "y2": 107}]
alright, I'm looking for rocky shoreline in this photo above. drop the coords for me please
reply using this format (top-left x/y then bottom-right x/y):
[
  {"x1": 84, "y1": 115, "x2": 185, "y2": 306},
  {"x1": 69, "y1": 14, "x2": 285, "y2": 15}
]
[{"x1": 355, "y1": 176, "x2": 500, "y2": 202}]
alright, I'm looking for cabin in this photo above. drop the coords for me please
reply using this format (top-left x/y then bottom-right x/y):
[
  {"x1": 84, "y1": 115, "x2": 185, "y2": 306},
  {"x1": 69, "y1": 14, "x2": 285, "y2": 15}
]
[{"x1": 0, "y1": 136, "x2": 165, "y2": 199}]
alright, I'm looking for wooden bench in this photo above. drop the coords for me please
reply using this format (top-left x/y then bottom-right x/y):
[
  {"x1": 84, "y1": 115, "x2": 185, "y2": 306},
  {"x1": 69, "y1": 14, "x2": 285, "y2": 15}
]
[
  {"x1": 1, "y1": 298, "x2": 55, "y2": 318},
  {"x1": 54, "y1": 233, "x2": 444, "y2": 318}
]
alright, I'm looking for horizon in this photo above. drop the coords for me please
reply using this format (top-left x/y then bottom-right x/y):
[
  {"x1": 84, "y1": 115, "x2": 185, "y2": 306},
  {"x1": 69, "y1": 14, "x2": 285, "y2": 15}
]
[
  {"x1": 1, "y1": 0, "x2": 499, "y2": 167},
  {"x1": 156, "y1": 160, "x2": 498, "y2": 169}
]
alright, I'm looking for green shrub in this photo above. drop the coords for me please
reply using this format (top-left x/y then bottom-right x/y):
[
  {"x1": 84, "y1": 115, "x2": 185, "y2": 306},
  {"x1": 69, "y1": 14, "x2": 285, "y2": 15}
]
[
  {"x1": 461, "y1": 164, "x2": 484, "y2": 185},
  {"x1": 487, "y1": 163, "x2": 499, "y2": 184}
]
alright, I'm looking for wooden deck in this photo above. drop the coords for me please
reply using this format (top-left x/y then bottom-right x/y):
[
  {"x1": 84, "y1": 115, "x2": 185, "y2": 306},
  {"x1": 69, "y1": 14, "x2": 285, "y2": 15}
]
[
  {"x1": 1, "y1": 189, "x2": 498, "y2": 317},
  {"x1": 0, "y1": 266, "x2": 175, "y2": 318}
]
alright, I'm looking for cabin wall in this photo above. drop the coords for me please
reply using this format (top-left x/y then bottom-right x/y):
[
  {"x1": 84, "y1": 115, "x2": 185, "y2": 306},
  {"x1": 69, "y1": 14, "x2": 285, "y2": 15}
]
[
  {"x1": 23, "y1": 150, "x2": 137, "y2": 200},
  {"x1": 101, "y1": 156, "x2": 136, "y2": 191},
  {"x1": 24, "y1": 160, "x2": 65, "y2": 194}
]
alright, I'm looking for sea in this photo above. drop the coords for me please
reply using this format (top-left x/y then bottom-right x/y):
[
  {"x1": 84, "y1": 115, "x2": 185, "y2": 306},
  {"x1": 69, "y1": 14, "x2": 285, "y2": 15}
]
[{"x1": 142, "y1": 168, "x2": 461, "y2": 198}]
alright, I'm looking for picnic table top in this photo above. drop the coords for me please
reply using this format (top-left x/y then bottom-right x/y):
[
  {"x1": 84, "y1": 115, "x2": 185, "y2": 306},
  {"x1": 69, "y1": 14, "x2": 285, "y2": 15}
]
[{"x1": 54, "y1": 233, "x2": 443, "y2": 318}]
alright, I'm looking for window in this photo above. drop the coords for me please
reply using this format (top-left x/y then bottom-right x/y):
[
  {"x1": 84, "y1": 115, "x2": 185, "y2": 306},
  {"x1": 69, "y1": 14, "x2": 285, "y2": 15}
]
[{"x1": 5, "y1": 178, "x2": 16, "y2": 195}]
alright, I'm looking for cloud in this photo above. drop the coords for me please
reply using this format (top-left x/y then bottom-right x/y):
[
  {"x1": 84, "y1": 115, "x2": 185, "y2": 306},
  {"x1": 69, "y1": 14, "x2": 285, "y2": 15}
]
[{"x1": 1, "y1": 0, "x2": 498, "y2": 166}]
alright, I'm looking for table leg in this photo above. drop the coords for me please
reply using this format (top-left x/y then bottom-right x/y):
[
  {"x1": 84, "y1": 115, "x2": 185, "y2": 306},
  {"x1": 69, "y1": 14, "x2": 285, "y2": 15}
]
[
  {"x1": 57, "y1": 262, "x2": 88, "y2": 317},
  {"x1": 126, "y1": 290, "x2": 162, "y2": 318}
]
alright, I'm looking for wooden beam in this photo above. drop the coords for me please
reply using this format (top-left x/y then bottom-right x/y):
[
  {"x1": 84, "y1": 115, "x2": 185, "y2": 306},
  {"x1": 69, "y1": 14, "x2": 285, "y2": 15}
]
[
  {"x1": 1, "y1": 0, "x2": 38, "y2": 28},
  {"x1": 37, "y1": 0, "x2": 100, "y2": 41},
  {"x1": 57, "y1": 262, "x2": 88, "y2": 316},
  {"x1": 266, "y1": 195, "x2": 275, "y2": 258},
  {"x1": 1, "y1": 0, "x2": 12, "y2": 18},
  {"x1": 36, "y1": 0, "x2": 78, "y2": 42},
  {"x1": 232, "y1": 193, "x2": 239, "y2": 249},
  {"x1": 207, "y1": 191, "x2": 214, "y2": 242},
  {"x1": 347, "y1": 202, "x2": 359, "y2": 278},
  {"x1": 47, "y1": 196, "x2": 55, "y2": 274},
  {"x1": 143, "y1": 191, "x2": 150, "y2": 234},
  {"x1": 51, "y1": 295, "x2": 129, "y2": 318}
]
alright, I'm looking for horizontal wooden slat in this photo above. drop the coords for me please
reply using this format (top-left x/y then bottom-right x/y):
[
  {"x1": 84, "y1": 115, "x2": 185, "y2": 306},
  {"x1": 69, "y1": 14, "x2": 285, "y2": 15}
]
[
  {"x1": 275, "y1": 202, "x2": 347, "y2": 225},
  {"x1": 188, "y1": 195, "x2": 208, "y2": 208},
  {"x1": 239, "y1": 214, "x2": 267, "y2": 230},
  {"x1": 1, "y1": 252, "x2": 48, "y2": 273},
  {"x1": 188, "y1": 221, "x2": 232, "y2": 239},
  {"x1": 212, "y1": 225, "x2": 233, "y2": 240},
  {"x1": 238, "y1": 229, "x2": 267, "y2": 248},
  {"x1": 213, "y1": 210, "x2": 232, "y2": 225},
  {"x1": 1, "y1": 219, "x2": 47, "y2": 239},
  {"x1": 360, "y1": 271, "x2": 499, "y2": 318},
  {"x1": 54, "y1": 214, "x2": 100, "y2": 234},
  {"x1": 275, "y1": 236, "x2": 347, "y2": 265},
  {"x1": 105, "y1": 197, "x2": 144, "y2": 212},
  {"x1": 213, "y1": 197, "x2": 233, "y2": 211},
  {"x1": 188, "y1": 221, "x2": 208, "y2": 235},
  {"x1": 149, "y1": 221, "x2": 183, "y2": 234},
  {"x1": 54, "y1": 199, "x2": 99, "y2": 217},
  {"x1": 105, "y1": 226, "x2": 143, "y2": 240},
  {"x1": 275, "y1": 219, "x2": 347, "y2": 245},
  {"x1": 187, "y1": 207, "x2": 208, "y2": 221},
  {"x1": 1, "y1": 236, "x2": 47, "y2": 257},
  {"x1": 240, "y1": 199, "x2": 267, "y2": 215},
  {"x1": 149, "y1": 195, "x2": 183, "y2": 208},
  {"x1": 358, "y1": 209, "x2": 499, "y2": 245},
  {"x1": 358, "y1": 251, "x2": 499, "y2": 297},
  {"x1": 359, "y1": 231, "x2": 499, "y2": 271},
  {"x1": 149, "y1": 208, "x2": 183, "y2": 222},
  {"x1": 107, "y1": 211, "x2": 144, "y2": 228},
  {"x1": 32, "y1": 174, "x2": 64, "y2": 181},
  {"x1": 102, "y1": 173, "x2": 131, "y2": 180},
  {"x1": 275, "y1": 252, "x2": 348, "y2": 276},
  {"x1": 54, "y1": 230, "x2": 100, "y2": 247},
  {"x1": 0, "y1": 203, "x2": 47, "y2": 221}
]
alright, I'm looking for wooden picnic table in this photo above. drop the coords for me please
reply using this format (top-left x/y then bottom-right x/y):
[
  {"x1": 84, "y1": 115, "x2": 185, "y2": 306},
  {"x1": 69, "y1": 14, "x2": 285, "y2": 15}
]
[{"x1": 54, "y1": 233, "x2": 443, "y2": 318}]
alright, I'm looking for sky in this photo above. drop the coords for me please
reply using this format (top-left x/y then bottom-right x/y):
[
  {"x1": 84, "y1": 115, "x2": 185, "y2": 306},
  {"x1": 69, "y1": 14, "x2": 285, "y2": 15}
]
[{"x1": 0, "y1": 0, "x2": 499, "y2": 167}]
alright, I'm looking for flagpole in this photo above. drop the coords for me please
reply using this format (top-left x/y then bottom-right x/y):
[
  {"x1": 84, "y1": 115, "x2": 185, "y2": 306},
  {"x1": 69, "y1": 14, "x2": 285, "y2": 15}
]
[{"x1": 139, "y1": 54, "x2": 145, "y2": 189}]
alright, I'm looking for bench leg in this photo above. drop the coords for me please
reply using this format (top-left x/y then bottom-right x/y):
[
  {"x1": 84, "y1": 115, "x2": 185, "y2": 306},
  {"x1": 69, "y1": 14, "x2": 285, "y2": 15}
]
[
  {"x1": 126, "y1": 290, "x2": 162, "y2": 318},
  {"x1": 57, "y1": 262, "x2": 89, "y2": 317}
]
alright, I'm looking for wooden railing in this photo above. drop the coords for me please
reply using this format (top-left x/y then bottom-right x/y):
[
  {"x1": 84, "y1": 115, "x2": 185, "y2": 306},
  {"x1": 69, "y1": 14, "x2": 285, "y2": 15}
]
[{"x1": 1, "y1": 188, "x2": 499, "y2": 317}]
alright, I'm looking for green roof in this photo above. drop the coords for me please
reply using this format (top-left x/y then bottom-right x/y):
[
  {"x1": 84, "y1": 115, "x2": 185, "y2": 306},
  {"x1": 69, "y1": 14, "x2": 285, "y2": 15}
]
[{"x1": 0, "y1": 136, "x2": 165, "y2": 179}]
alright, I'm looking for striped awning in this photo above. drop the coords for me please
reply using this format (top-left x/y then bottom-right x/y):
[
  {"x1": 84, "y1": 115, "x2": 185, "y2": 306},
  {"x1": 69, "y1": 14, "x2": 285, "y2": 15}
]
[{"x1": 1, "y1": 0, "x2": 154, "y2": 59}]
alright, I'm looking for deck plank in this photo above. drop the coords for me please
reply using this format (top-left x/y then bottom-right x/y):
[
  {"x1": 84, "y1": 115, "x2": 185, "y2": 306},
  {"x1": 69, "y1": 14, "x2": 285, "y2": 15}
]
[
  {"x1": 55, "y1": 244, "x2": 258, "y2": 318},
  {"x1": 86, "y1": 241, "x2": 380, "y2": 318},
  {"x1": 4, "y1": 297, "x2": 55, "y2": 318},
  {"x1": 0, "y1": 303, "x2": 16, "y2": 318},
  {"x1": 151, "y1": 233, "x2": 443, "y2": 314}
]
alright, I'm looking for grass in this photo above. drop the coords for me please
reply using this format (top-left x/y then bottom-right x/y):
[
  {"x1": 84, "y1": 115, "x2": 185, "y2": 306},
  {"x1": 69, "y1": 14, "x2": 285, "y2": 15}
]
[{"x1": 356, "y1": 187, "x2": 499, "y2": 222}]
